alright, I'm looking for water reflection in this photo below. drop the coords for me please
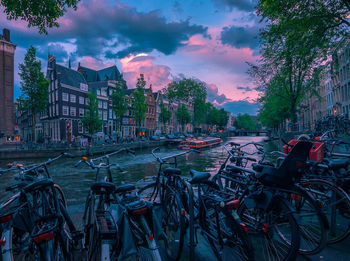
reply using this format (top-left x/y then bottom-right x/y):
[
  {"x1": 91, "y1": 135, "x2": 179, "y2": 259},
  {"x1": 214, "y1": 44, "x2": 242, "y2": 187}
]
[{"x1": 0, "y1": 136, "x2": 269, "y2": 210}]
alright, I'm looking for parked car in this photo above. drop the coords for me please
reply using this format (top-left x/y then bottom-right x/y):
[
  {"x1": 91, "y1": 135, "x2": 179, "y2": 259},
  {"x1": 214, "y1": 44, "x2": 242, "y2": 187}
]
[
  {"x1": 166, "y1": 134, "x2": 176, "y2": 139},
  {"x1": 159, "y1": 135, "x2": 166, "y2": 140},
  {"x1": 150, "y1": 135, "x2": 160, "y2": 141}
]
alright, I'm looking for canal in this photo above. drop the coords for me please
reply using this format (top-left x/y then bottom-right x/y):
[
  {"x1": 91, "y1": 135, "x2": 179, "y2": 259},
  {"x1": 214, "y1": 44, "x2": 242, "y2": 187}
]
[{"x1": 0, "y1": 136, "x2": 275, "y2": 213}]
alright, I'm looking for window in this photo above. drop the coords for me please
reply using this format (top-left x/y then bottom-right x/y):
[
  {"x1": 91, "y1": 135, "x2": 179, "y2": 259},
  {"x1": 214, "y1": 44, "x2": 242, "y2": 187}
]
[
  {"x1": 70, "y1": 94, "x2": 76, "y2": 103},
  {"x1": 63, "y1": 106, "x2": 69, "y2": 116},
  {"x1": 86, "y1": 98, "x2": 89, "y2": 105},
  {"x1": 80, "y1": 83, "x2": 88, "y2": 91},
  {"x1": 55, "y1": 91, "x2": 58, "y2": 101},
  {"x1": 109, "y1": 109, "x2": 113, "y2": 119},
  {"x1": 103, "y1": 101, "x2": 107, "y2": 109},
  {"x1": 51, "y1": 93, "x2": 55, "y2": 103},
  {"x1": 49, "y1": 106, "x2": 52, "y2": 117},
  {"x1": 109, "y1": 89, "x2": 113, "y2": 95},
  {"x1": 70, "y1": 107, "x2": 76, "y2": 116},
  {"x1": 56, "y1": 104, "x2": 59, "y2": 116},
  {"x1": 49, "y1": 94, "x2": 51, "y2": 103},
  {"x1": 101, "y1": 89, "x2": 107, "y2": 97},
  {"x1": 103, "y1": 111, "x2": 107, "y2": 120},
  {"x1": 62, "y1": 92, "x2": 68, "y2": 101},
  {"x1": 78, "y1": 121, "x2": 83, "y2": 133},
  {"x1": 97, "y1": 89, "x2": 101, "y2": 96},
  {"x1": 98, "y1": 110, "x2": 102, "y2": 119},
  {"x1": 79, "y1": 108, "x2": 84, "y2": 117},
  {"x1": 79, "y1": 96, "x2": 85, "y2": 104},
  {"x1": 98, "y1": 100, "x2": 102, "y2": 108}
]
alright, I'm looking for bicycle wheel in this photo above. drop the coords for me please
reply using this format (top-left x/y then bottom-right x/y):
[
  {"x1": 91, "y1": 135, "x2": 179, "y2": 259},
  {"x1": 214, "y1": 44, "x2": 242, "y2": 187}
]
[
  {"x1": 300, "y1": 179, "x2": 350, "y2": 244},
  {"x1": 289, "y1": 185, "x2": 328, "y2": 255},
  {"x1": 160, "y1": 190, "x2": 185, "y2": 261},
  {"x1": 238, "y1": 197, "x2": 300, "y2": 261},
  {"x1": 201, "y1": 200, "x2": 254, "y2": 261},
  {"x1": 138, "y1": 181, "x2": 161, "y2": 203}
]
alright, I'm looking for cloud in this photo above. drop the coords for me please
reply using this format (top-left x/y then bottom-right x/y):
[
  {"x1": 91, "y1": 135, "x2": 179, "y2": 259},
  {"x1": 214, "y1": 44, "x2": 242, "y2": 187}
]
[
  {"x1": 78, "y1": 56, "x2": 115, "y2": 70},
  {"x1": 237, "y1": 86, "x2": 253, "y2": 92},
  {"x1": 218, "y1": 100, "x2": 259, "y2": 115},
  {"x1": 221, "y1": 25, "x2": 259, "y2": 50},
  {"x1": 120, "y1": 54, "x2": 172, "y2": 90},
  {"x1": 36, "y1": 43, "x2": 68, "y2": 63},
  {"x1": 206, "y1": 83, "x2": 231, "y2": 104},
  {"x1": 212, "y1": 0, "x2": 257, "y2": 12},
  {"x1": 1, "y1": 0, "x2": 207, "y2": 59}
]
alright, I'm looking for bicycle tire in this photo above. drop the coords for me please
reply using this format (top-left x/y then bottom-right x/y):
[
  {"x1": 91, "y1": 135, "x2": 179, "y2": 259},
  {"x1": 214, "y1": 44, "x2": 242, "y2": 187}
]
[
  {"x1": 201, "y1": 206, "x2": 254, "y2": 261},
  {"x1": 161, "y1": 190, "x2": 185, "y2": 261},
  {"x1": 300, "y1": 178, "x2": 350, "y2": 244},
  {"x1": 238, "y1": 197, "x2": 300, "y2": 261},
  {"x1": 289, "y1": 185, "x2": 328, "y2": 255}
]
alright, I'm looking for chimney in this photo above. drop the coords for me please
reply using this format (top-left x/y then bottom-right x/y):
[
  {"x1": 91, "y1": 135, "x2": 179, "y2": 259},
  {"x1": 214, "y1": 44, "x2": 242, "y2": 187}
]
[{"x1": 3, "y1": 28, "x2": 10, "y2": 42}]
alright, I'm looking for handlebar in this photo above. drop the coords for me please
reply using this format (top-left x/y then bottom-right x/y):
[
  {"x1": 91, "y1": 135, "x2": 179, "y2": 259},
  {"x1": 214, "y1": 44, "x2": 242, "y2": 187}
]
[
  {"x1": 151, "y1": 147, "x2": 199, "y2": 164},
  {"x1": 19, "y1": 153, "x2": 71, "y2": 175}
]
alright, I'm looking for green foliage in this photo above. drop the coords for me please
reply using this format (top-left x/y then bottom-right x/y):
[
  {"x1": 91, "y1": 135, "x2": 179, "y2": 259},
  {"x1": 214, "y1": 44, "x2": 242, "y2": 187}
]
[
  {"x1": 18, "y1": 46, "x2": 49, "y2": 141},
  {"x1": 166, "y1": 78, "x2": 207, "y2": 126},
  {"x1": 82, "y1": 92, "x2": 102, "y2": 135},
  {"x1": 166, "y1": 78, "x2": 207, "y2": 101},
  {"x1": 1, "y1": 0, "x2": 80, "y2": 34},
  {"x1": 251, "y1": 0, "x2": 349, "y2": 125},
  {"x1": 176, "y1": 104, "x2": 191, "y2": 132},
  {"x1": 234, "y1": 114, "x2": 257, "y2": 131},
  {"x1": 111, "y1": 82, "x2": 128, "y2": 133},
  {"x1": 206, "y1": 105, "x2": 229, "y2": 128},
  {"x1": 132, "y1": 74, "x2": 147, "y2": 128},
  {"x1": 159, "y1": 102, "x2": 171, "y2": 131}
]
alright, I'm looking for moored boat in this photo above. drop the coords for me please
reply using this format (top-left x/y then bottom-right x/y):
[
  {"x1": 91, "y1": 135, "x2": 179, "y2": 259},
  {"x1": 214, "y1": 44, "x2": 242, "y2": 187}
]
[{"x1": 178, "y1": 137, "x2": 223, "y2": 149}]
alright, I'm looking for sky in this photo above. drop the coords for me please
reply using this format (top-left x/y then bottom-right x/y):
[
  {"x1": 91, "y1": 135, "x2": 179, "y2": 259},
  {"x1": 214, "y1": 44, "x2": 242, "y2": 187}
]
[{"x1": 1, "y1": 0, "x2": 261, "y2": 115}]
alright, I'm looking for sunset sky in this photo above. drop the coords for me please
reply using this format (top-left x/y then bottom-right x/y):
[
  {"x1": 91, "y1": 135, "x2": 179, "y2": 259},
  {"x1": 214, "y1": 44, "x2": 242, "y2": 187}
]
[{"x1": 1, "y1": 0, "x2": 261, "y2": 115}]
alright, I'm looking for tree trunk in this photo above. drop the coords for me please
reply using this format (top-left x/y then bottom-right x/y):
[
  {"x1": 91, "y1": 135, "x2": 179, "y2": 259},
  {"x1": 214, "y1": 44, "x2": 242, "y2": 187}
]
[{"x1": 32, "y1": 112, "x2": 36, "y2": 142}]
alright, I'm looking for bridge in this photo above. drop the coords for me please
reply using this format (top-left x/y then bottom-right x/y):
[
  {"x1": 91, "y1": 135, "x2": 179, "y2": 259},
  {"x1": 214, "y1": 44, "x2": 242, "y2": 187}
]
[{"x1": 229, "y1": 130, "x2": 270, "y2": 136}]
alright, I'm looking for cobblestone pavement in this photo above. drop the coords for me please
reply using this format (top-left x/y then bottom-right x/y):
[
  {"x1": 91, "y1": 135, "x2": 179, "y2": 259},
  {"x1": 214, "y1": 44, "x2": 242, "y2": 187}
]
[{"x1": 68, "y1": 210, "x2": 350, "y2": 260}]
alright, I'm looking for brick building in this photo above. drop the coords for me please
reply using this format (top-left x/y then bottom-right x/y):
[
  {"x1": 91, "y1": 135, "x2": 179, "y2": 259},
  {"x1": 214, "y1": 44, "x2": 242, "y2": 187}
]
[{"x1": 0, "y1": 28, "x2": 16, "y2": 143}]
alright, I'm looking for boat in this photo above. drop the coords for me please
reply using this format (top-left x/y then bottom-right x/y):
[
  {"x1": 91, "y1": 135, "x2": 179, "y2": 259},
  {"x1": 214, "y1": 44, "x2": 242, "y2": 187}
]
[{"x1": 178, "y1": 137, "x2": 223, "y2": 149}]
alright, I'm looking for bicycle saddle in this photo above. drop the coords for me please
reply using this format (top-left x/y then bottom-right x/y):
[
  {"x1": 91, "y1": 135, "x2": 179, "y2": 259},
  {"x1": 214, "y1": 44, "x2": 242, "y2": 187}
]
[
  {"x1": 189, "y1": 170, "x2": 211, "y2": 184},
  {"x1": 323, "y1": 158, "x2": 350, "y2": 170},
  {"x1": 24, "y1": 179, "x2": 54, "y2": 193},
  {"x1": 91, "y1": 182, "x2": 116, "y2": 194},
  {"x1": 115, "y1": 184, "x2": 135, "y2": 194},
  {"x1": 164, "y1": 167, "x2": 181, "y2": 176}
]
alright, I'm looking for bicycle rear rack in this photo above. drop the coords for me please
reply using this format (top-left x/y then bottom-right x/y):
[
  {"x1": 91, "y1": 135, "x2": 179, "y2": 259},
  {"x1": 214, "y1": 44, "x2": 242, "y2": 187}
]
[{"x1": 95, "y1": 210, "x2": 118, "y2": 239}]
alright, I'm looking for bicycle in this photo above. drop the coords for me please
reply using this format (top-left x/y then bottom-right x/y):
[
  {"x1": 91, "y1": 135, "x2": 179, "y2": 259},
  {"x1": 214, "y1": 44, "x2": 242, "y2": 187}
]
[{"x1": 0, "y1": 153, "x2": 81, "y2": 261}]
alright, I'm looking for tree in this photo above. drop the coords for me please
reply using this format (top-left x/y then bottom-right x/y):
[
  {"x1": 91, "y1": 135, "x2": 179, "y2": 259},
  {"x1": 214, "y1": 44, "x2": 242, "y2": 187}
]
[
  {"x1": 217, "y1": 108, "x2": 229, "y2": 129},
  {"x1": 132, "y1": 74, "x2": 147, "y2": 135},
  {"x1": 166, "y1": 78, "x2": 207, "y2": 128},
  {"x1": 82, "y1": 92, "x2": 102, "y2": 136},
  {"x1": 159, "y1": 102, "x2": 171, "y2": 133},
  {"x1": 253, "y1": 0, "x2": 350, "y2": 126},
  {"x1": 176, "y1": 104, "x2": 191, "y2": 133},
  {"x1": 234, "y1": 114, "x2": 257, "y2": 131},
  {"x1": 1, "y1": 0, "x2": 80, "y2": 34},
  {"x1": 18, "y1": 46, "x2": 49, "y2": 142},
  {"x1": 111, "y1": 81, "x2": 128, "y2": 137}
]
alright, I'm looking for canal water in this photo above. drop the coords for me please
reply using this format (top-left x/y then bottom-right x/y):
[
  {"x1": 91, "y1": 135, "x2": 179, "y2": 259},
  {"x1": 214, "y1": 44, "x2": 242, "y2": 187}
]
[{"x1": 0, "y1": 136, "x2": 277, "y2": 212}]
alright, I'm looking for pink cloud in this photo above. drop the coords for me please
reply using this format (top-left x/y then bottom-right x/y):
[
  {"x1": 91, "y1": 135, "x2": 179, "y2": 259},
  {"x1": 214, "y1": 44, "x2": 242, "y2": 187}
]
[
  {"x1": 79, "y1": 56, "x2": 114, "y2": 70},
  {"x1": 177, "y1": 30, "x2": 259, "y2": 101},
  {"x1": 120, "y1": 54, "x2": 171, "y2": 90}
]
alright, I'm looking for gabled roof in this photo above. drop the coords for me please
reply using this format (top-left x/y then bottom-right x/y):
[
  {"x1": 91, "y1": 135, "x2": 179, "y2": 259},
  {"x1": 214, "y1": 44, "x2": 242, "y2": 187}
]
[
  {"x1": 79, "y1": 65, "x2": 122, "y2": 82},
  {"x1": 56, "y1": 64, "x2": 87, "y2": 88}
]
